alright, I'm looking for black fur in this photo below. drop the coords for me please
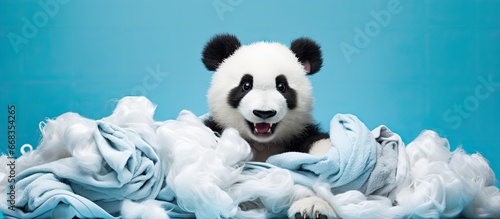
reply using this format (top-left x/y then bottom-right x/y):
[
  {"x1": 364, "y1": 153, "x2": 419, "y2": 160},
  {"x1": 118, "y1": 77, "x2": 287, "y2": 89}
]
[
  {"x1": 204, "y1": 117, "x2": 224, "y2": 135},
  {"x1": 290, "y1": 38, "x2": 323, "y2": 75},
  {"x1": 275, "y1": 75, "x2": 297, "y2": 109},
  {"x1": 204, "y1": 117, "x2": 328, "y2": 154},
  {"x1": 227, "y1": 74, "x2": 253, "y2": 108},
  {"x1": 281, "y1": 124, "x2": 329, "y2": 153},
  {"x1": 202, "y1": 34, "x2": 241, "y2": 71}
]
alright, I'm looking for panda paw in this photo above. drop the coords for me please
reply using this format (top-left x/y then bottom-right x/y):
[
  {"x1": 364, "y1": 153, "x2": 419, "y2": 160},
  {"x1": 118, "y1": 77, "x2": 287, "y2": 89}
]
[
  {"x1": 308, "y1": 138, "x2": 333, "y2": 156},
  {"x1": 288, "y1": 196, "x2": 338, "y2": 219}
]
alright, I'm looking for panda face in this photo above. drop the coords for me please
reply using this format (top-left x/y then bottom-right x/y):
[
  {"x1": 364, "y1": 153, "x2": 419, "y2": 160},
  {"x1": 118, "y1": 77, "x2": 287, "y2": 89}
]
[
  {"x1": 228, "y1": 72, "x2": 302, "y2": 142},
  {"x1": 203, "y1": 34, "x2": 322, "y2": 143}
]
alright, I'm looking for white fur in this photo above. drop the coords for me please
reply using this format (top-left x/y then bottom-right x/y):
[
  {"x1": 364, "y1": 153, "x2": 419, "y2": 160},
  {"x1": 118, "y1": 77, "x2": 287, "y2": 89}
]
[
  {"x1": 206, "y1": 41, "x2": 337, "y2": 218},
  {"x1": 238, "y1": 89, "x2": 288, "y2": 142},
  {"x1": 289, "y1": 196, "x2": 338, "y2": 219},
  {"x1": 309, "y1": 139, "x2": 334, "y2": 156},
  {"x1": 207, "y1": 42, "x2": 314, "y2": 143}
]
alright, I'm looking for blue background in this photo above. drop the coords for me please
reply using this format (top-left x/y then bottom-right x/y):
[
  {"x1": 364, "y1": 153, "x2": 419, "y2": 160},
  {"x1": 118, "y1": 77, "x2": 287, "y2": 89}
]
[{"x1": 1, "y1": 0, "x2": 499, "y2": 186}]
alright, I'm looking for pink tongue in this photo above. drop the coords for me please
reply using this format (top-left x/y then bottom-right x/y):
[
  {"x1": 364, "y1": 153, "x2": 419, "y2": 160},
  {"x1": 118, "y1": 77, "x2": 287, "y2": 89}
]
[{"x1": 255, "y1": 123, "x2": 271, "y2": 133}]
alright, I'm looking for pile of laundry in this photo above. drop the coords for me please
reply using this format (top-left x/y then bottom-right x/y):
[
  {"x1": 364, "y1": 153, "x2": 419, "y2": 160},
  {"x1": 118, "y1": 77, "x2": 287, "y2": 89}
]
[{"x1": 1, "y1": 96, "x2": 499, "y2": 218}]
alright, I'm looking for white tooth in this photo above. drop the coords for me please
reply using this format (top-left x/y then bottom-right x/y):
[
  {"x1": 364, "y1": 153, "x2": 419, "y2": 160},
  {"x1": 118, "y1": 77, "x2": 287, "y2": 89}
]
[{"x1": 270, "y1": 123, "x2": 273, "y2": 127}]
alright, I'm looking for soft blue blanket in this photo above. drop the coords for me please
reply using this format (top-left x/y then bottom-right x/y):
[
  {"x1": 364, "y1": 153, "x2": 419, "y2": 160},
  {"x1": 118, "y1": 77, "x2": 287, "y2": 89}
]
[
  {"x1": 3, "y1": 121, "x2": 166, "y2": 218},
  {"x1": 267, "y1": 114, "x2": 399, "y2": 195},
  {"x1": 2, "y1": 107, "x2": 495, "y2": 218},
  {"x1": 2, "y1": 113, "x2": 402, "y2": 218},
  {"x1": 3, "y1": 97, "x2": 497, "y2": 218},
  {"x1": 2, "y1": 112, "x2": 404, "y2": 218}
]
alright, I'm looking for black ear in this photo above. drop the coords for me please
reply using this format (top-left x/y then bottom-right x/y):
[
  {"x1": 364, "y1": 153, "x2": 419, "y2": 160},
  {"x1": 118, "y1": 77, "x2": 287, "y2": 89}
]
[
  {"x1": 202, "y1": 34, "x2": 241, "y2": 71},
  {"x1": 290, "y1": 38, "x2": 323, "y2": 75}
]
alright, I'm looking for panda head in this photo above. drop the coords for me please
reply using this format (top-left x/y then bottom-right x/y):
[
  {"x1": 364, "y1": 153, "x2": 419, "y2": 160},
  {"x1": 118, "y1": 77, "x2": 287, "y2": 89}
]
[{"x1": 202, "y1": 34, "x2": 323, "y2": 143}]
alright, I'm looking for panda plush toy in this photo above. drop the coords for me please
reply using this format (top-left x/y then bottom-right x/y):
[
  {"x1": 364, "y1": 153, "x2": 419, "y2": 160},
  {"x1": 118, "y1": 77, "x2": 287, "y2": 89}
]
[{"x1": 202, "y1": 34, "x2": 337, "y2": 218}]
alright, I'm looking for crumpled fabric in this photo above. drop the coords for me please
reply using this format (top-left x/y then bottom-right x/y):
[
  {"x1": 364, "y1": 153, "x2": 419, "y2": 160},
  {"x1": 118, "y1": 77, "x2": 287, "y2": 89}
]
[{"x1": 2, "y1": 119, "x2": 164, "y2": 218}]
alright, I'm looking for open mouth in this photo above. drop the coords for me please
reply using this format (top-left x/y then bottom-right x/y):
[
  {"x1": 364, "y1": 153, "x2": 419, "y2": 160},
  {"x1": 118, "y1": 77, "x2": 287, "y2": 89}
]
[{"x1": 246, "y1": 121, "x2": 278, "y2": 137}]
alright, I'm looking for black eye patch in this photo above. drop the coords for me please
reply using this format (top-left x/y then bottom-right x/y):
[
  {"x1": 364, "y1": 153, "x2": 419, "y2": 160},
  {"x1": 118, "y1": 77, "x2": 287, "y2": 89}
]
[
  {"x1": 227, "y1": 74, "x2": 253, "y2": 108},
  {"x1": 275, "y1": 75, "x2": 297, "y2": 109}
]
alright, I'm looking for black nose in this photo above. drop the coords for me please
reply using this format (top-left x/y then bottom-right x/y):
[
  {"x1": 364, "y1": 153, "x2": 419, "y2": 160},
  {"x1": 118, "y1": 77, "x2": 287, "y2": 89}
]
[{"x1": 253, "y1": 110, "x2": 277, "y2": 119}]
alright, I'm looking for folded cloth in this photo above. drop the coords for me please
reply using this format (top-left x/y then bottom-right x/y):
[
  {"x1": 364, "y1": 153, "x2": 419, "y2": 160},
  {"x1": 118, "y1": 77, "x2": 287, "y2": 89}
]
[
  {"x1": 2, "y1": 120, "x2": 164, "y2": 218},
  {"x1": 267, "y1": 114, "x2": 379, "y2": 193},
  {"x1": 2, "y1": 96, "x2": 497, "y2": 218},
  {"x1": 360, "y1": 125, "x2": 402, "y2": 199}
]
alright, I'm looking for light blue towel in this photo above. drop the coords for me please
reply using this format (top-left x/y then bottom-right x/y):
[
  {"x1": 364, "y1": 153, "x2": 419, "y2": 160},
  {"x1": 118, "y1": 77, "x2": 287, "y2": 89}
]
[
  {"x1": 267, "y1": 114, "x2": 379, "y2": 193},
  {"x1": 2, "y1": 112, "x2": 402, "y2": 218},
  {"x1": 2, "y1": 121, "x2": 165, "y2": 218}
]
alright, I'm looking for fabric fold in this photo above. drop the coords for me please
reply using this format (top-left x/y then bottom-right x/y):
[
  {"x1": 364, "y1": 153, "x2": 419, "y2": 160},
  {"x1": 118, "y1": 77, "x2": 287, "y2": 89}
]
[
  {"x1": 2, "y1": 96, "x2": 498, "y2": 219},
  {"x1": 2, "y1": 119, "x2": 164, "y2": 218},
  {"x1": 267, "y1": 114, "x2": 380, "y2": 194}
]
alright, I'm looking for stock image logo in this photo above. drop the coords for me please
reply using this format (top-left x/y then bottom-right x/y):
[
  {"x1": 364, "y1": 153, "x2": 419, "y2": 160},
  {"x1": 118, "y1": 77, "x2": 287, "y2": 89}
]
[
  {"x1": 131, "y1": 64, "x2": 170, "y2": 96},
  {"x1": 340, "y1": 0, "x2": 404, "y2": 63},
  {"x1": 213, "y1": 0, "x2": 243, "y2": 21},
  {"x1": 7, "y1": 0, "x2": 71, "y2": 54},
  {"x1": 443, "y1": 74, "x2": 500, "y2": 129}
]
